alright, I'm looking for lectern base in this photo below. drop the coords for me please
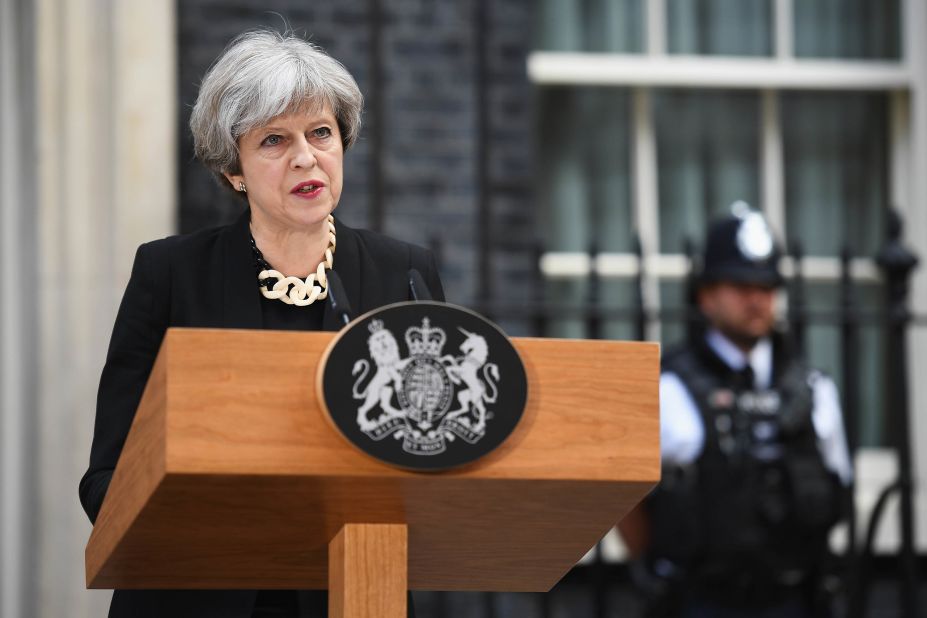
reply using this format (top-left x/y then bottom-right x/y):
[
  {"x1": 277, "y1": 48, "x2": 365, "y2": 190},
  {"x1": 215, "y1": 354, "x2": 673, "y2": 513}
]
[{"x1": 329, "y1": 523, "x2": 408, "y2": 618}]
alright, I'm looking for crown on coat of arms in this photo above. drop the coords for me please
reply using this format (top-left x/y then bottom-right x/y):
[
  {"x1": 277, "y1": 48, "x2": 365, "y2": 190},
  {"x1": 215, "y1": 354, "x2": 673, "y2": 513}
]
[{"x1": 405, "y1": 318, "x2": 446, "y2": 357}]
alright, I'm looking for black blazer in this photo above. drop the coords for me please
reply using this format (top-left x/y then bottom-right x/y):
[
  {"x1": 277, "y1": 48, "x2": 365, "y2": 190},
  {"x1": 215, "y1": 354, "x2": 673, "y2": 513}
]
[{"x1": 80, "y1": 209, "x2": 443, "y2": 618}]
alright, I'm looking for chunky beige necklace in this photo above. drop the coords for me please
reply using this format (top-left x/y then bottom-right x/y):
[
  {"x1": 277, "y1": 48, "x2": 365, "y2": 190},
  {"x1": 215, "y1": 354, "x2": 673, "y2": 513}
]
[{"x1": 250, "y1": 215, "x2": 336, "y2": 306}]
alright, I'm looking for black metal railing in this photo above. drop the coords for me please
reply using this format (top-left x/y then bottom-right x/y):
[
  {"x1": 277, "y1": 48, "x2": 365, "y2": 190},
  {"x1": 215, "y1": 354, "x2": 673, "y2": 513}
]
[{"x1": 421, "y1": 211, "x2": 921, "y2": 618}]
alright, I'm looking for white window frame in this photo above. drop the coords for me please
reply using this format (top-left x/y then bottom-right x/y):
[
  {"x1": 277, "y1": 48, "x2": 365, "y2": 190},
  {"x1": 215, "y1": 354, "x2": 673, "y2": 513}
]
[{"x1": 530, "y1": 0, "x2": 927, "y2": 554}]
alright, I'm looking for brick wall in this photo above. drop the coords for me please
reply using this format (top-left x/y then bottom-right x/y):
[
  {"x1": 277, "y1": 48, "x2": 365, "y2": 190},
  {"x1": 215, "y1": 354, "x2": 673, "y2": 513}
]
[{"x1": 177, "y1": 0, "x2": 536, "y2": 311}]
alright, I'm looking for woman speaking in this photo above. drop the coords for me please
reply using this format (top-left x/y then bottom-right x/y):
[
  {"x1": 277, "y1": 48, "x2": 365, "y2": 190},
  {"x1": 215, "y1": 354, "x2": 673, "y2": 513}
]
[{"x1": 79, "y1": 29, "x2": 442, "y2": 618}]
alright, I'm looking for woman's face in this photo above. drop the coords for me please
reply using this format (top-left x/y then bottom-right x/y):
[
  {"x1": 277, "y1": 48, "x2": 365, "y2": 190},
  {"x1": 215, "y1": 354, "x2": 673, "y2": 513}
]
[{"x1": 227, "y1": 106, "x2": 343, "y2": 232}]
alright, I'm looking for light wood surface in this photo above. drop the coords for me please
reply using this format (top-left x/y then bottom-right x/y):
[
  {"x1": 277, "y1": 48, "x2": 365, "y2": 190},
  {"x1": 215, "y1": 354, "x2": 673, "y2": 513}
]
[
  {"x1": 86, "y1": 327, "x2": 659, "y2": 591},
  {"x1": 329, "y1": 524, "x2": 407, "y2": 618}
]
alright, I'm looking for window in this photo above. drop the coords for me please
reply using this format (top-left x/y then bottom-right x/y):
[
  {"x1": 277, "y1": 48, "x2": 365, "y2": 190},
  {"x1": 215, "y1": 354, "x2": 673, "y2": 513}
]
[{"x1": 532, "y1": 0, "x2": 905, "y2": 446}]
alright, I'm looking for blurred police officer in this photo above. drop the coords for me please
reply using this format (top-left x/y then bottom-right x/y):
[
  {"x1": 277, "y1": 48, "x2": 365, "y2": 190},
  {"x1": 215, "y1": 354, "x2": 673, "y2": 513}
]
[{"x1": 643, "y1": 204, "x2": 852, "y2": 618}]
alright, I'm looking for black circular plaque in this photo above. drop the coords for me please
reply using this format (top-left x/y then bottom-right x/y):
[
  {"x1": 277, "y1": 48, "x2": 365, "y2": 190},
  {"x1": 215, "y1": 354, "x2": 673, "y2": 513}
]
[{"x1": 319, "y1": 301, "x2": 528, "y2": 471}]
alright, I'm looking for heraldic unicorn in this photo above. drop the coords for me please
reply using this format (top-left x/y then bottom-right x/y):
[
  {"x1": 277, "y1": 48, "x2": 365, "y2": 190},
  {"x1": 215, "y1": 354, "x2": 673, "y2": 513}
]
[{"x1": 350, "y1": 317, "x2": 501, "y2": 455}]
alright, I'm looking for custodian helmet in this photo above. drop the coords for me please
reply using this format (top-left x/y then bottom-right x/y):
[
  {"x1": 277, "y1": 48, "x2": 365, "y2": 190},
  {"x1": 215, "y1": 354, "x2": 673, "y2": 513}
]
[{"x1": 700, "y1": 202, "x2": 783, "y2": 288}]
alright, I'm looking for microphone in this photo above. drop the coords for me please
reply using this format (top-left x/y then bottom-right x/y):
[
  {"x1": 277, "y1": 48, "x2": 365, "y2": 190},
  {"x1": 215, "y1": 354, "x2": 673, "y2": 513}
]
[
  {"x1": 325, "y1": 270, "x2": 354, "y2": 326},
  {"x1": 408, "y1": 269, "x2": 434, "y2": 302}
]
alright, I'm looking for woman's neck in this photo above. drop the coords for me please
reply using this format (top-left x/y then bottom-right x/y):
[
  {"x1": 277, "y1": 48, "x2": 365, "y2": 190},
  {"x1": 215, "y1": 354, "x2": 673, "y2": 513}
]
[{"x1": 249, "y1": 217, "x2": 331, "y2": 278}]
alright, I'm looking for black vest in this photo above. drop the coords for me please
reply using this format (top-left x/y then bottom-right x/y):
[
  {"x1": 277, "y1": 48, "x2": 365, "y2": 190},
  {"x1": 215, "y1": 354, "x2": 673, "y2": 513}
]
[{"x1": 647, "y1": 334, "x2": 842, "y2": 602}]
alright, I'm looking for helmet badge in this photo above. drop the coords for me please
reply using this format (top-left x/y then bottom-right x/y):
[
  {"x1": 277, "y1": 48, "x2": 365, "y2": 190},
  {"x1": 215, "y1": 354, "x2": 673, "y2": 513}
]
[{"x1": 736, "y1": 212, "x2": 775, "y2": 261}]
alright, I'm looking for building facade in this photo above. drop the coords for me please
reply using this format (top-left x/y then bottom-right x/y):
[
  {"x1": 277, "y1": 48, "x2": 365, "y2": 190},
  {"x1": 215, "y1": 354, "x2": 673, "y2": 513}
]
[{"x1": 2, "y1": 1, "x2": 926, "y2": 616}]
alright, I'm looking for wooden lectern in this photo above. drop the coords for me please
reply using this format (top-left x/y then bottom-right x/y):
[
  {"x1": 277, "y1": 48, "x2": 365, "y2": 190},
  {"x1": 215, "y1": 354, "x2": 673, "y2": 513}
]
[{"x1": 86, "y1": 328, "x2": 659, "y2": 617}]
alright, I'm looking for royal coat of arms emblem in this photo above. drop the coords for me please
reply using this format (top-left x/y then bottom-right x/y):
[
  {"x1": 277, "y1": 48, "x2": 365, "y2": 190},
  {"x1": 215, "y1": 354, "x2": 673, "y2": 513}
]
[
  {"x1": 320, "y1": 302, "x2": 527, "y2": 471},
  {"x1": 352, "y1": 317, "x2": 500, "y2": 455}
]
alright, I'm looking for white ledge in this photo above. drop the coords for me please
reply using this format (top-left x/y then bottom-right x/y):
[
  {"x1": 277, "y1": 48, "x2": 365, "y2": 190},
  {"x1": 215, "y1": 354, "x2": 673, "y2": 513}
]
[
  {"x1": 541, "y1": 252, "x2": 882, "y2": 282},
  {"x1": 528, "y1": 52, "x2": 912, "y2": 91}
]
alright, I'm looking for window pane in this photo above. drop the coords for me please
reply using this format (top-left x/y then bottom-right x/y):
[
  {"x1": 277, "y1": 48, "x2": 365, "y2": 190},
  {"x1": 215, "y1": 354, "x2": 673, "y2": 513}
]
[
  {"x1": 538, "y1": 87, "x2": 633, "y2": 253},
  {"x1": 543, "y1": 279, "x2": 641, "y2": 340},
  {"x1": 535, "y1": 0, "x2": 643, "y2": 53},
  {"x1": 544, "y1": 279, "x2": 592, "y2": 339},
  {"x1": 585, "y1": 0, "x2": 644, "y2": 53},
  {"x1": 801, "y1": 282, "x2": 886, "y2": 447},
  {"x1": 794, "y1": 0, "x2": 901, "y2": 60},
  {"x1": 659, "y1": 280, "x2": 690, "y2": 347},
  {"x1": 783, "y1": 93, "x2": 889, "y2": 257},
  {"x1": 656, "y1": 90, "x2": 761, "y2": 253},
  {"x1": 600, "y1": 280, "x2": 640, "y2": 340},
  {"x1": 667, "y1": 0, "x2": 772, "y2": 56},
  {"x1": 538, "y1": 86, "x2": 633, "y2": 339}
]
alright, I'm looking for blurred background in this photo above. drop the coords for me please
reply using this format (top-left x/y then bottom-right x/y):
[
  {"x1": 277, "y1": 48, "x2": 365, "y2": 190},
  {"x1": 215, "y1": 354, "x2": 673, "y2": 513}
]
[{"x1": 1, "y1": 0, "x2": 926, "y2": 616}]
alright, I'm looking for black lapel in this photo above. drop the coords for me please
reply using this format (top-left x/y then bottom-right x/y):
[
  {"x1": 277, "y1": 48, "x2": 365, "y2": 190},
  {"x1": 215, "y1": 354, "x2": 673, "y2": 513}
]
[
  {"x1": 322, "y1": 217, "x2": 362, "y2": 332},
  {"x1": 220, "y1": 208, "x2": 263, "y2": 329}
]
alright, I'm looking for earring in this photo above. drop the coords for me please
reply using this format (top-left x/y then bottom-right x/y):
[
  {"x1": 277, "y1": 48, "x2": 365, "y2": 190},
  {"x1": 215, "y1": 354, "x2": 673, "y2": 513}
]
[{"x1": 239, "y1": 181, "x2": 246, "y2": 193}]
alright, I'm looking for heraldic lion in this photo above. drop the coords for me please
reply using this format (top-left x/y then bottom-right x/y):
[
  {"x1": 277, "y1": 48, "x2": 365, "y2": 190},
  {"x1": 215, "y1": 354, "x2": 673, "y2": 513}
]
[{"x1": 352, "y1": 326, "x2": 411, "y2": 430}]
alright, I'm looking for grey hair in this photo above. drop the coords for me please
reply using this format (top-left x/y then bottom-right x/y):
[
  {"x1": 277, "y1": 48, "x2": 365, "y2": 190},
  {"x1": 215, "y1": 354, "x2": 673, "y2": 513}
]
[{"x1": 190, "y1": 29, "x2": 363, "y2": 180}]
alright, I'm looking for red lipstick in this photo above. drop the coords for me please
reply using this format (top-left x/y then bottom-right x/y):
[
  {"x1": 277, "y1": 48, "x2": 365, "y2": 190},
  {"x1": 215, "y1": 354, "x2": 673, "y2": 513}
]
[{"x1": 291, "y1": 180, "x2": 325, "y2": 199}]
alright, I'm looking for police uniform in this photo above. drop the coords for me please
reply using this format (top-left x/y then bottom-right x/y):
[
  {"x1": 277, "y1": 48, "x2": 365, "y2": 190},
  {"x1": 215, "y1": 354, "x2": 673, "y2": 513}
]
[
  {"x1": 644, "y1": 207, "x2": 852, "y2": 618},
  {"x1": 661, "y1": 331, "x2": 852, "y2": 482}
]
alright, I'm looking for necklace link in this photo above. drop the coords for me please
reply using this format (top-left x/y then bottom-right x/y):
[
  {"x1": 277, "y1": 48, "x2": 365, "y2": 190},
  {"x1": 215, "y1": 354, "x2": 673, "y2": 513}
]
[{"x1": 250, "y1": 215, "x2": 336, "y2": 307}]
